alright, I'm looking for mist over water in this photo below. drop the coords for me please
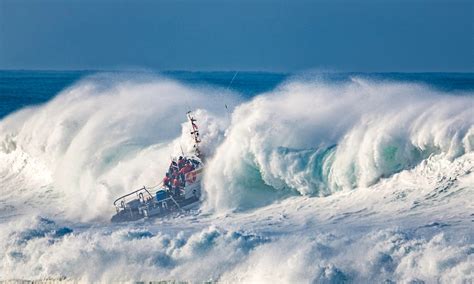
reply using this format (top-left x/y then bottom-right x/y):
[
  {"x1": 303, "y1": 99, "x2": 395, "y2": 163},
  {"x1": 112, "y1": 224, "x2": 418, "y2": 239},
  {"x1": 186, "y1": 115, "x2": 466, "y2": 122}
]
[{"x1": 0, "y1": 72, "x2": 473, "y2": 282}]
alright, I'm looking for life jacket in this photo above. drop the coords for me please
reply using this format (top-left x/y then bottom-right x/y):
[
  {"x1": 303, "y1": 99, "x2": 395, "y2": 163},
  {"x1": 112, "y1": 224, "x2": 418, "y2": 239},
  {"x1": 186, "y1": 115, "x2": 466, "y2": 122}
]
[
  {"x1": 178, "y1": 159, "x2": 186, "y2": 169},
  {"x1": 172, "y1": 179, "x2": 181, "y2": 187},
  {"x1": 185, "y1": 164, "x2": 194, "y2": 173},
  {"x1": 178, "y1": 164, "x2": 191, "y2": 175}
]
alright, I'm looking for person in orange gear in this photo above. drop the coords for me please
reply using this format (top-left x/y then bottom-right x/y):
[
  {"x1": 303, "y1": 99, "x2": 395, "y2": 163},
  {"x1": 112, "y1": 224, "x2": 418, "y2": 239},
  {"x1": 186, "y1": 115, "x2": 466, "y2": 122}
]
[
  {"x1": 178, "y1": 162, "x2": 193, "y2": 184},
  {"x1": 184, "y1": 161, "x2": 194, "y2": 172},
  {"x1": 162, "y1": 173, "x2": 171, "y2": 190},
  {"x1": 172, "y1": 178, "x2": 182, "y2": 196},
  {"x1": 178, "y1": 156, "x2": 186, "y2": 170}
]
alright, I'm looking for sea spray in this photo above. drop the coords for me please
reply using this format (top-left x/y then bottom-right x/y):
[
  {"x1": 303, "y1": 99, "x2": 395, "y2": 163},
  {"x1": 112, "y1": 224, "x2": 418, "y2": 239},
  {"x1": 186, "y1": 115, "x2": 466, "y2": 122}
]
[{"x1": 203, "y1": 79, "x2": 473, "y2": 212}]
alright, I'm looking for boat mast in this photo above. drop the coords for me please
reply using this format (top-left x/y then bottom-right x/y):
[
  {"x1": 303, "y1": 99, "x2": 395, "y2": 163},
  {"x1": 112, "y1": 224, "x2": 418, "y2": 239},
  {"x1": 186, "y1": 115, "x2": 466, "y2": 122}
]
[{"x1": 187, "y1": 111, "x2": 202, "y2": 159}]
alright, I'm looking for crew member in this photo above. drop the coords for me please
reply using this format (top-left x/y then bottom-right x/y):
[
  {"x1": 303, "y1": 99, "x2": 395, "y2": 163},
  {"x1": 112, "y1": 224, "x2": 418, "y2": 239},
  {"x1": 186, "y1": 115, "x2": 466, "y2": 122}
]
[
  {"x1": 162, "y1": 173, "x2": 172, "y2": 190},
  {"x1": 178, "y1": 161, "x2": 193, "y2": 184},
  {"x1": 172, "y1": 178, "x2": 182, "y2": 196},
  {"x1": 178, "y1": 156, "x2": 186, "y2": 169},
  {"x1": 169, "y1": 161, "x2": 178, "y2": 174}
]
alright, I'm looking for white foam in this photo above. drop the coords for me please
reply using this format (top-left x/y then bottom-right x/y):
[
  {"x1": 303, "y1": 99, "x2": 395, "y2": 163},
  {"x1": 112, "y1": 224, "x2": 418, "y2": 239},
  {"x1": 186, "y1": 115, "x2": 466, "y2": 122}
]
[{"x1": 203, "y1": 79, "x2": 473, "y2": 212}]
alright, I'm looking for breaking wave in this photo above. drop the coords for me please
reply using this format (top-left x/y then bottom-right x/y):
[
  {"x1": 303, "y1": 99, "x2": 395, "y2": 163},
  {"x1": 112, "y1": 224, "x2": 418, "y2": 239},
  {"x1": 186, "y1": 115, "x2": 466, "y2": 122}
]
[
  {"x1": 0, "y1": 73, "x2": 473, "y2": 219},
  {"x1": 0, "y1": 74, "x2": 238, "y2": 221},
  {"x1": 204, "y1": 79, "x2": 473, "y2": 212}
]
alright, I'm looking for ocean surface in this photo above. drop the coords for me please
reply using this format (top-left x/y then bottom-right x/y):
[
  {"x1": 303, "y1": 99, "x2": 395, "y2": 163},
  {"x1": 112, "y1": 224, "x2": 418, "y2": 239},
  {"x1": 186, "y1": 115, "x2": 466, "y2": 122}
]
[
  {"x1": 0, "y1": 70, "x2": 473, "y2": 282},
  {"x1": 2, "y1": 70, "x2": 473, "y2": 119}
]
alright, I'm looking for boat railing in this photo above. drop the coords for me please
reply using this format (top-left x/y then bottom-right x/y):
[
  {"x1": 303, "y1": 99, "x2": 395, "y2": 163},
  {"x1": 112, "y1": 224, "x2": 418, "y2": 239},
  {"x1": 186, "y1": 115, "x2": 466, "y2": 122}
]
[
  {"x1": 112, "y1": 163, "x2": 204, "y2": 213},
  {"x1": 144, "y1": 182, "x2": 164, "y2": 192},
  {"x1": 113, "y1": 186, "x2": 154, "y2": 209}
]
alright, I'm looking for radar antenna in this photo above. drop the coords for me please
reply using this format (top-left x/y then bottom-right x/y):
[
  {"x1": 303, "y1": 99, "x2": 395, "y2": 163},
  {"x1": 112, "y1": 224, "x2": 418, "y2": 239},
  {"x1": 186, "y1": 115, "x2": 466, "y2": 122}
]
[{"x1": 187, "y1": 111, "x2": 202, "y2": 159}]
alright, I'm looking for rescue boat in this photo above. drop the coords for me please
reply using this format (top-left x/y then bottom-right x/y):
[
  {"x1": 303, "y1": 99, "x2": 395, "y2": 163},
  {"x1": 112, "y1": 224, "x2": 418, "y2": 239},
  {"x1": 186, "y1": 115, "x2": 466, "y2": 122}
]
[{"x1": 111, "y1": 112, "x2": 204, "y2": 223}]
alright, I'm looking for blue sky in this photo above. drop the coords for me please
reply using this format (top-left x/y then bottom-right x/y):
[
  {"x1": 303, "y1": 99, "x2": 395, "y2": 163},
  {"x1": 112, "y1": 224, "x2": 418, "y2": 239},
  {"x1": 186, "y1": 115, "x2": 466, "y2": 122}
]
[{"x1": 0, "y1": 0, "x2": 472, "y2": 72}]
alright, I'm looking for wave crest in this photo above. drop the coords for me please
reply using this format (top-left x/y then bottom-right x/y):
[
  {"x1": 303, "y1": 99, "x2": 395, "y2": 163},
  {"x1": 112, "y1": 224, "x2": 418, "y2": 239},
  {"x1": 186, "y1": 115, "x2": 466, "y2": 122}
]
[{"x1": 203, "y1": 79, "x2": 473, "y2": 212}]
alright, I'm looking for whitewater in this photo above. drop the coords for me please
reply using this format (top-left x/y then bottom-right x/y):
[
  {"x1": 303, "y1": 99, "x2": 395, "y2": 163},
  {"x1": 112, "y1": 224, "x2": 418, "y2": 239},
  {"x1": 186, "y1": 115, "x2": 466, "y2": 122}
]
[{"x1": 0, "y1": 73, "x2": 473, "y2": 282}]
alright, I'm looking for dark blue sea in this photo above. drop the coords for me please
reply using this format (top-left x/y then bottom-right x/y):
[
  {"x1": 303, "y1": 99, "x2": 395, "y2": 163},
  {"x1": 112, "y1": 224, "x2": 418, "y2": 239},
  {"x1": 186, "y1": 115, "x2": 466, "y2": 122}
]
[{"x1": 1, "y1": 70, "x2": 473, "y2": 119}]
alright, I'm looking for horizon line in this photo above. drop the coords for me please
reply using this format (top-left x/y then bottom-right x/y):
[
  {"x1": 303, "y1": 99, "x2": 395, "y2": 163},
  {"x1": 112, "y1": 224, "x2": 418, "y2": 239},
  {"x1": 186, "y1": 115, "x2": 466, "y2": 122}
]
[{"x1": 1, "y1": 68, "x2": 473, "y2": 74}]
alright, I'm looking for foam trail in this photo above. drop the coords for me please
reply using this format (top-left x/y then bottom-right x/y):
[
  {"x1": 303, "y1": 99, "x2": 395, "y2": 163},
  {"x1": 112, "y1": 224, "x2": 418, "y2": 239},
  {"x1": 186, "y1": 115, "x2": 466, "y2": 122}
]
[
  {"x1": 1, "y1": 215, "x2": 471, "y2": 283},
  {"x1": 0, "y1": 74, "x2": 238, "y2": 221},
  {"x1": 203, "y1": 79, "x2": 473, "y2": 212}
]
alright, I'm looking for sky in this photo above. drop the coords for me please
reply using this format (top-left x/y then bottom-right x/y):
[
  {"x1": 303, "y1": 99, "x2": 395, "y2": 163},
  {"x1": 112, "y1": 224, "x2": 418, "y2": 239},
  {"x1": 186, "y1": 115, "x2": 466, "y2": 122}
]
[{"x1": 0, "y1": 0, "x2": 472, "y2": 72}]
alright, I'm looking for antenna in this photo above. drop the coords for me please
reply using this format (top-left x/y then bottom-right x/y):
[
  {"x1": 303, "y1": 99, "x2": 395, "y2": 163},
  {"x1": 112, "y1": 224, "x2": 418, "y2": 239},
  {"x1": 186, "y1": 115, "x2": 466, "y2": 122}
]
[
  {"x1": 224, "y1": 71, "x2": 238, "y2": 120},
  {"x1": 187, "y1": 111, "x2": 202, "y2": 159},
  {"x1": 226, "y1": 71, "x2": 239, "y2": 90}
]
